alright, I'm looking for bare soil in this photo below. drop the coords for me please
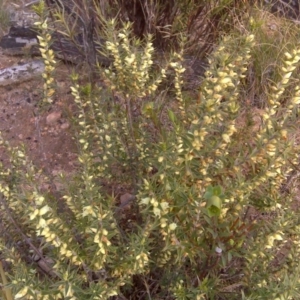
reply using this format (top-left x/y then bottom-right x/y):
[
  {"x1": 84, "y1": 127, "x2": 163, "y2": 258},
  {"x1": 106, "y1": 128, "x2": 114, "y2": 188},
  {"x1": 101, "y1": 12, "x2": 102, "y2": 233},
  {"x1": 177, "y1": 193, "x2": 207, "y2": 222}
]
[{"x1": 0, "y1": 50, "x2": 78, "y2": 186}]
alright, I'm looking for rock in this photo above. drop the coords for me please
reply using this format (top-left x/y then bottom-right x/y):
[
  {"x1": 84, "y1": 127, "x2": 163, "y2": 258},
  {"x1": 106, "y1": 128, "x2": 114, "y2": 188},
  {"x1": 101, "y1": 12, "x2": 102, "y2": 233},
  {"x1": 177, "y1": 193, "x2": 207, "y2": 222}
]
[
  {"x1": 46, "y1": 111, "x2": 62, "y2": 125},
  {"x1": 119, "y1": 193, "x2": 135, "y2": 210},
  {"x1": 60, "y1": 122, "x2": 69, "y2": 130},
  {"x1": 0, "y1": 60, "x2": 44, "y2": 86},
  {"x1": 0, "y1": 25, "x2": 111, "y2": 66},
  {"x1": 0, "y1": 26, "x2": 39, "y2": 56}
]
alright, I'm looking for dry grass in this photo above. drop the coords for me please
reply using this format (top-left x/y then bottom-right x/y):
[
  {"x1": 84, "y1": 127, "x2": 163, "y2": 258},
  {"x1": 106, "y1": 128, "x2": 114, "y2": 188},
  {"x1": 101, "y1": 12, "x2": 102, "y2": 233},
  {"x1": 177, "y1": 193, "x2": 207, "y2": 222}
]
[
  {"x1": 46, "y1": 0, "x2": 245, "y2": 62},
  {"x1": 0, "y1": 0, "x2": 10, "y2": 35}
]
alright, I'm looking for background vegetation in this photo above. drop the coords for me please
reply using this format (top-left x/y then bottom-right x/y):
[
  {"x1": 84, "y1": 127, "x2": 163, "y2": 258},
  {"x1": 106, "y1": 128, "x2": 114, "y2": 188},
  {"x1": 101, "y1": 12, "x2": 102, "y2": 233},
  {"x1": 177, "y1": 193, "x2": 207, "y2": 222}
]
[
  {"x1": 0, "y1": 0, "x2": 9, "y2": 35},
  {"x1": 0, "y1": 0, "x2": 300, "y2": 299}
]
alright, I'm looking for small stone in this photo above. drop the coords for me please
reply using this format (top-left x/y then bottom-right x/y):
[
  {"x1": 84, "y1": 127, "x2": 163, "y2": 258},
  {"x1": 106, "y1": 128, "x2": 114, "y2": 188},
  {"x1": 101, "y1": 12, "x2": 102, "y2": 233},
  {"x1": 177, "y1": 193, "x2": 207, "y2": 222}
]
[
  {"x1": 46, "y1": 111, "x2": 62, "y2": 125},
  {"x1": 119, "y1": 193, "x2": 135, "y2": 210},
  {"x1": 60, "y1": 122, "x2": 70, "y2": 130},
  {"x1": 57, "y1": 81, "x2": 66, "y2": 89}
]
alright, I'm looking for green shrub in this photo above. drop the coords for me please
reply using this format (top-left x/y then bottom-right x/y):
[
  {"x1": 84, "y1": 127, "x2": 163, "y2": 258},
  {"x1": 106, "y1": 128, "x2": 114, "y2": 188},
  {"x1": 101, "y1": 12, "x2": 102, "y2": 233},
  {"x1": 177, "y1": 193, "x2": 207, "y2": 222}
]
[{"x1": 0, "y1": 1, "x2": 300, "y2": 299}]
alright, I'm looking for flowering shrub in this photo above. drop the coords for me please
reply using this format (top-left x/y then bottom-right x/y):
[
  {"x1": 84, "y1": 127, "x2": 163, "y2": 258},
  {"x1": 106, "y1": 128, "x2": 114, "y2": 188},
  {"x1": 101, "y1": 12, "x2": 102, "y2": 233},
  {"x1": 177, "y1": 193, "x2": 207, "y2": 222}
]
[{"x1": 0, "y1": 1, "x2": 300, "y2": 299}]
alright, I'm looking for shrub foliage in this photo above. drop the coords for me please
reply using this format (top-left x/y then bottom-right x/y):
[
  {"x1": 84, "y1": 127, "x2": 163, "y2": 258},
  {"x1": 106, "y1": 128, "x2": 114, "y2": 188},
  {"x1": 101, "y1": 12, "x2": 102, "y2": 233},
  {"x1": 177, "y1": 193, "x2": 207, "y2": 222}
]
[{"x1": 0, "y1": 1, "x2": 300, "y2": 299}]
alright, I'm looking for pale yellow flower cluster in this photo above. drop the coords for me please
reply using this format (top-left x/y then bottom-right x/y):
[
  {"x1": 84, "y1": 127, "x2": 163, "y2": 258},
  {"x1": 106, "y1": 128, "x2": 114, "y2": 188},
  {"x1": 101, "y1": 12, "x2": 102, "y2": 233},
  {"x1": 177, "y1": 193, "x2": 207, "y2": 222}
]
[
  {"x1": 156, "y1": 250, "x2": 172, "y2": 267},
  {"x1": 177, "y1": 35, "x2": 254, "y2": 182},
  {"x1": 170, "y1": 52, "x2": 186, "y2": 118},
  {"x1": 29, "y1": 194, "x2": 81, "y2": 265},
  {"x1": 133, "y1": 251, "x2": 149, "y2": 273},
  {"x1": 34, "y1": 19, "x2": 56, "y2": 104},
  {"x1": 70, "y1": 83, "x2": 90, "y2": 151},
  {"x1": 92, "y1": 227, "x2": 111, "y2": 269},
  {"x1": 141, "y1": 196, "x2": 176, "y2": 232},
  {"x1": 239, "y1": 48, "x2": 300, "y2": 198},
  {"x1": 58, "y1": 280, "x2": 76, "y2": 299},
  {"x1": 69, "y1": 79, "x2": 118, "y2": 271},
  {"x1": 104, "y1": 20, "x2": 166, "y2": 98},
  {"x1": 265, "y1": 231, "x2": 284, "y2": 249},
  {"x1": 268, "y1": 50, "x2": 300, "y2": 114}
]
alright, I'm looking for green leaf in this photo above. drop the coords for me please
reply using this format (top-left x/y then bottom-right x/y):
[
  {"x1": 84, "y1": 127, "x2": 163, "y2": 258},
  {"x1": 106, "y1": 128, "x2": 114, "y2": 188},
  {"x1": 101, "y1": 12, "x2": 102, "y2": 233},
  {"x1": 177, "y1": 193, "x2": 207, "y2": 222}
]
[
  {"x1": 142, "y1": 102, "x2": 154, "y2": 117},
  {"x1": 204, "y1": 185, "x2": 223, "y2": 200},
  {"x1": 168, "y1": 109, "x2": 177, "y2": 124},
  {"x1": 206, "y1": 195, "x2": 222, "y2": 217},
  {"x1": 204, "y1": 186, "x2": 214, "y2": 200},
  {"x1": 81, "y1": 83, "x2": 92, "y2": 96}
]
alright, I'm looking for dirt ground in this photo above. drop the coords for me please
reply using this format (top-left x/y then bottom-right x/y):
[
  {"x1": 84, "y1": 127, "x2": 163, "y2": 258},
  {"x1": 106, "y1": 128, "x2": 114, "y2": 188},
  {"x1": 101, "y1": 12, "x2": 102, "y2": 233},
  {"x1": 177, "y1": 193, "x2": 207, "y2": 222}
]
[{"x1": 0, "y1": 49, "x2": 78, "y2": 188}]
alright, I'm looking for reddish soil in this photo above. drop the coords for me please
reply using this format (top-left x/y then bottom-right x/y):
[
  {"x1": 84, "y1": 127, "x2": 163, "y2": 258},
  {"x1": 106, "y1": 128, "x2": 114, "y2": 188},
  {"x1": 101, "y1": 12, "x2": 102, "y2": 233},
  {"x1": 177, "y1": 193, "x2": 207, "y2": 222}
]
[{"x1": 0, "y1": 50, "x2": 78, "y2": 187}]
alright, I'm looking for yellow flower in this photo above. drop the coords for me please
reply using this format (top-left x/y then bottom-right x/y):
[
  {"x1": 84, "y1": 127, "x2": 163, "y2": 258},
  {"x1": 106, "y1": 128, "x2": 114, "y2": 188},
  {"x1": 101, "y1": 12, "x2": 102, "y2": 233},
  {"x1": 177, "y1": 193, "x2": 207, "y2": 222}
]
[{"x1": 169, "y1": 223, "x2": 177, "y2": 231}]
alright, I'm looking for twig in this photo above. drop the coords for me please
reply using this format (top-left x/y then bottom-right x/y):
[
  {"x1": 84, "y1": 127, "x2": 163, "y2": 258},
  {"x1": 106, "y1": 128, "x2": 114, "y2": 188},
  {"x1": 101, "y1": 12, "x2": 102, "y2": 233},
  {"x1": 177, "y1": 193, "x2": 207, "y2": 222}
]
[{"x1": 0, "y1": 197, "x2": 60, "y2": 279}]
